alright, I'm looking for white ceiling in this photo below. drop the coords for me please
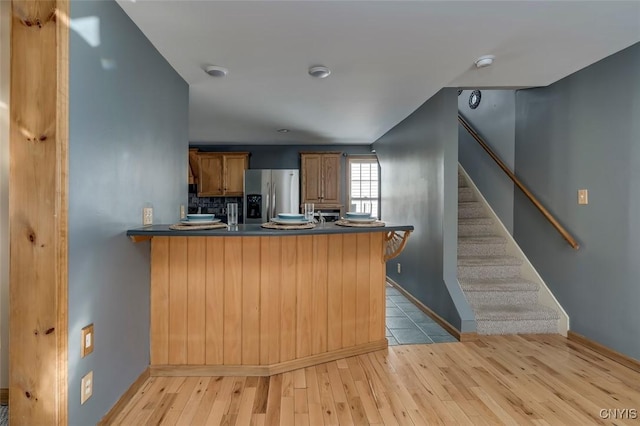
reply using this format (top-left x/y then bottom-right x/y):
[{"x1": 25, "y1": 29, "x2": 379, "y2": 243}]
[{"x1": 115, "y1": 1, "x2": 640, "y2": 145}]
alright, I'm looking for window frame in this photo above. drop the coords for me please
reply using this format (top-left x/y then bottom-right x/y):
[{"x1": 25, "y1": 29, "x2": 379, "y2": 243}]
[{"x1": 347, "y1": 155, "x2": 380, "y2": 218}]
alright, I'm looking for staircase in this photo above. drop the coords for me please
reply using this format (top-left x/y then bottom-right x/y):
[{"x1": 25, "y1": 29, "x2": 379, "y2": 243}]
[{"x1": 457, "y1": 172, "x2": 561, "y2": 334}]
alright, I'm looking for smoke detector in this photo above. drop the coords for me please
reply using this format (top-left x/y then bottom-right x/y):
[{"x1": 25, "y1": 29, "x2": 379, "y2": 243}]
[
  {"x1": 474, "y1": 55, "x2": 495, "y2": 68},
  {"x1": 308, "y1": 65, "x2": 331, "y2": 78},
  {"x1": 204, "y1": 65, "x2": 228, "y2": 77}
]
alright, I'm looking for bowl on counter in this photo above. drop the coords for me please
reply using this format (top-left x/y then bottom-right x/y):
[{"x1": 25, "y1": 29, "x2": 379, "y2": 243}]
[
  {"x1": 344, "y1": 211, "x2": 376, "y2": 223},
  {"x1": 186, "y1": 213, "x2": 215, "y2": 221},
  {"x1": 271, "y1": 213, "x2": 309, "y2": 224},
  {"x1": 277, "y1": 213, "x2": 305, "y2": 220},
  {"x1": 345, "y1": 211, "x2": 372, "y2": 218}
]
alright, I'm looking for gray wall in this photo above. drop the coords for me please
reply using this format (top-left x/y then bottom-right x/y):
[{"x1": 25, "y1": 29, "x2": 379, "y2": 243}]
[
  {"x1": 514, "y1": 42, "x2": 640, "y2": 360},
  {"x1": 69, "y1": 1, "x2": 188, "y2": 424},
  {"x1": 373, "y1": 89, "x2": 475, "y2": 332},
  {"x1": 458, "y1": 90, "x2": 516, "y2": 233}
]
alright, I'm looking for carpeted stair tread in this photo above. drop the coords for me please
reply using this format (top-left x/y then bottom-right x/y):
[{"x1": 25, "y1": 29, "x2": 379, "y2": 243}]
[
  {"x1": 458, "y1": 187, "x2": 475, "y2": 201},
  {"x1": 473, "y1": 304, "x2": 560, "y2": 321},
  {"x1": 458, "y1": 201, "x2": 488, "y2": 218},
  {"x1": 458, "y1": 232, "x2": 503, "y2": 240},
  {"x1": 460, "y1": 277, "x2": 539, "y2": 292},
  {"x1": 458, "y1": 255, "x2": 522, "y2": 267},
  {"x1": 459, "y1": 201, "x2": 482, "y2": 208},
  {"x1": 458, "y1": 218, "x2": 497, "y2": 236},
  {"x1": 458, "y1": 217, "x2": 494, "y2": 225},
  {"x1": 458, "y1": 235, "x2": 508, "y2": 256},
  {"x1": 458, "y1": 236, "x2": 506, "y2": 245}
]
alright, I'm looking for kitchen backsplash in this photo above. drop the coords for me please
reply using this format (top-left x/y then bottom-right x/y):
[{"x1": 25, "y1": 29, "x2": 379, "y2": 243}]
[{"x1": 188, "y1": 186, "x2": 243, "y2": 217}]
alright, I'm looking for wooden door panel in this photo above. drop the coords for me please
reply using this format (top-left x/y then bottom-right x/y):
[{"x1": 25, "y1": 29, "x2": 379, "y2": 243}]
[
  {"x1": 322, "y1": 154, "x2": 341, "y2": 204},
  {"x1": 302, "y1": 154, "x2": 322, "y2": 203},
  {"x1": 224, "y1": 154, "x2": 247, "y2": 195},
  {"x1": 198, "y1": 154, "x2": 223, "y2": 196}
]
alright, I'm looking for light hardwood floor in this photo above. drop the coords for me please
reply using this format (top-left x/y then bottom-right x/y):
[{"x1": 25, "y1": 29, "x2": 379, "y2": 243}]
[{"x1": 109, "y1": 335, "x2": 640, "y2": 425}]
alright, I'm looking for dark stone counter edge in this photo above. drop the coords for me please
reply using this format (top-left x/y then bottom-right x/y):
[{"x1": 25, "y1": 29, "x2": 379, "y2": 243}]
[{"x1": 127, "y1": 222, "x2": 414, "y2": 238}]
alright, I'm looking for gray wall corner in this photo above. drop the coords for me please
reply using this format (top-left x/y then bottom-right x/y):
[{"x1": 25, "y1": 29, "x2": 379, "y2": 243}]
[
  {"x1": 68, "y1": 0, "x2": 188, "y2": 423},
  {"x1": 444, "y1": 277, "x2": 476, "y2": 333},
  {"x1": 373, "y1": 88, "x2": 468, "y2": 331}
]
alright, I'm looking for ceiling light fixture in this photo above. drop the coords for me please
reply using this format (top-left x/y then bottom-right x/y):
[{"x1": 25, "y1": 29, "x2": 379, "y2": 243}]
[
  {"x1": 474, "y1": 55, "x2": 495, "y2": 69},
  {"x1": 308, "y1": 65, "x2": 331, "y2": 78},
  {"x1": 277, "y1": 129, "x2": 290, "y2": 133},
  {"x1": 204, "y1": 65, "x2": 228, "y2": 77}
]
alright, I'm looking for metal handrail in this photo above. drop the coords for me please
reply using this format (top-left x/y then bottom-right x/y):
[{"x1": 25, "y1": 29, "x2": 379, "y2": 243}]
[{"x1": 458, "y1": 113, "x2": 580, "y2": 250}]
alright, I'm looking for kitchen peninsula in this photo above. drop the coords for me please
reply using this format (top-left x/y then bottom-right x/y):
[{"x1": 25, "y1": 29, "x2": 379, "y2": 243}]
[{"x1": 127, "y1": 223, "x2": 413, "y2": 376}]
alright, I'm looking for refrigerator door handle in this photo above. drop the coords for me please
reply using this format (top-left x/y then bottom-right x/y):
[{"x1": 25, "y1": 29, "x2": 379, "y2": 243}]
[{"x1": 266, "y1": 182, "x2": 271, "y2": 222}]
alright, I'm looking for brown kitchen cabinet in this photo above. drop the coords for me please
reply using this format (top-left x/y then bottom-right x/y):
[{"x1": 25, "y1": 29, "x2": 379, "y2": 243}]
[
  {"x1": 301, "y1": 152, "x2": 342, "y2": 207},
  {"x1": 222, "y1": 153, "x2": 248, "y2": 195},
  {"x1": 197, "y1": 152, "x2": 249, "y2": 197},
  {"x1": 188, "y1": 148, "x2": 199, "y2": 185}
]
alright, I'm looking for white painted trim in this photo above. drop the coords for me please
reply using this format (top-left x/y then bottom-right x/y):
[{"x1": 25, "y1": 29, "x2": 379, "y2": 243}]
[{"x1": 458, "y1": 164, "x2": 569, "y2": 335}]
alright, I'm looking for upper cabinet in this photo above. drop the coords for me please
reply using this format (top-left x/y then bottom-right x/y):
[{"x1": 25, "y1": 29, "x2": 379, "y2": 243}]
[
  {"x1": 301, "y1": 152, "x2": 342, "y2": 207},
  {"x1": 188, "y1": 148, "x2": 199, "y2": 185},
  {"x1": 222, "y1": 153, "x2": 249, "y2": 195},
  {"x1": 196, "y1": 152, "x2": 249, "y2": 197},
  {"x1": 198, "y1": 153, "x2": 224, "y2": 196}
]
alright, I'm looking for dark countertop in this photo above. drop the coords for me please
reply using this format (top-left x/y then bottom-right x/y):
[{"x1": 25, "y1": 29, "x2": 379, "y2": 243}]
[{"x1": 127, "y1": 222, "x2": 413, "y2": 238}]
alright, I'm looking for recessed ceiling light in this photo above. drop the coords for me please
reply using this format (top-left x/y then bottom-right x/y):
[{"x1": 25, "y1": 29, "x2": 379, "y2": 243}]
[
  {"x1": 308, "y1": 65, "x2": 331, "y2": 78},
  {"x1": 277, "y1": 129, "x2": 290, "y2": 133},
  {"x1": 474, "y1": 55, "x2": 495, "y2": 68},
  {"x1": 204, "y1": 65, "x2": 228, "y2": 77}
]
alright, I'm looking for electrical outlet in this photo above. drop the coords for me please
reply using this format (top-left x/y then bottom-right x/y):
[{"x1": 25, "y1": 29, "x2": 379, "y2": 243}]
[
  {"x1": 81, "y1": 324, "x2": 94, "y2": 358},
  {"x1": 180, "y1": 204, "x2": 186, "y2": 220},
  {"x1": 143, "y1": 206, "x2": 153, "y2": 226},
  {"x1": 397, "y1": 263, "x2": 401, "y2": 274},
  {"x1": 578, "y1": 189, "x2": 588, "y2": 205},
  {"x1": 81, "y1": 371, "x2": 93, "y2": 404}
]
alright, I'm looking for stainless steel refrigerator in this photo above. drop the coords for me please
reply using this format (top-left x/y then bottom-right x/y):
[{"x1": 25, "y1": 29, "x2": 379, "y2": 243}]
[{"x1": 243, "y1": 169, "x2": 300, "y2": 224}]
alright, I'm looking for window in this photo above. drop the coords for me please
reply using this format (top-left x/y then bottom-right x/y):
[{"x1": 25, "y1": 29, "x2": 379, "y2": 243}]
[{"x1": 348, "y1": 156, "x2": 380, "y2": 218}]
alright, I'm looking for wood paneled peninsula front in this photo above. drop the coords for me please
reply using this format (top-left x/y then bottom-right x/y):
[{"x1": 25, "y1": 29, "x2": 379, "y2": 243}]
[{"x1": 127, "y1": 223, "x2": 413, "y2": 376}]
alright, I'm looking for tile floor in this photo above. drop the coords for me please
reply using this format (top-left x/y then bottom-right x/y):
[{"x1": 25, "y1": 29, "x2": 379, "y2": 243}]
[{"x1": 386, "y1": 284, "x2": 458, "y2": 345}]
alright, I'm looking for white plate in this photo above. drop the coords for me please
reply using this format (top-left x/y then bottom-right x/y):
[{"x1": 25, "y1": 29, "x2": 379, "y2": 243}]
[
  {"x1": 344, "y1": 217, "x2": 377, "y2": 223},
  {"x1": 271, "y1": 218, "x2": 310, "y2": 225},
  {"x1": 180, "y1": 218, "x2": 222, "y2": 225},
  {"x1": 346, "y1": 212, "x2": 372, "y2": 218},
  {"x1": 277, "y1": 213, "x2": 305, "y2": 220}
]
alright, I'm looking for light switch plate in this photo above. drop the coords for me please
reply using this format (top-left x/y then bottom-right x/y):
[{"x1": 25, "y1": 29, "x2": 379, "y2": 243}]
[
  {"x1": 578, "y1": 189, "x2": 588, "y2": 205},
  {"x1": 81, "y1": 324, "x2": 94, "y2": 358}
]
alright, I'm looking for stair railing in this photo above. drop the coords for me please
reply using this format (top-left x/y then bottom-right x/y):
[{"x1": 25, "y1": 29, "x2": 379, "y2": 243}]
[{"x1": 458, "y1": 113, "x2": 580, "y2": 250}]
